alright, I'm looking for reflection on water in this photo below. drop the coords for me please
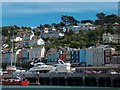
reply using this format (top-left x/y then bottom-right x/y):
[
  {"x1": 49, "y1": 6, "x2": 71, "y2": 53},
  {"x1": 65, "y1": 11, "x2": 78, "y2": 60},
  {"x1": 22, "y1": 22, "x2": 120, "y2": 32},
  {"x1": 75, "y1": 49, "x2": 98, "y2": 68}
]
[{"x1": 2, "y1": 86, "x2": 120, "y2": 90}]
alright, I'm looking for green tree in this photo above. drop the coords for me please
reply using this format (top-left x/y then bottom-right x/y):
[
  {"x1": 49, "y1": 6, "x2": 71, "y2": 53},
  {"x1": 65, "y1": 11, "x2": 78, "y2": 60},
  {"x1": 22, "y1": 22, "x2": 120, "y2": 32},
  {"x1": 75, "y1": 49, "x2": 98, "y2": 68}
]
[
  {"x1": 61, "y1": 15, "x2": 80, "y2": 26},
  {"x1": 81, "y1": 20, "x2": 94, "y2": 24},
  {"x1": 105, "y1": 14, "x2": 120, "y2": 24},
  {"x1": 106, "y1": 23, "x2": 114, "y2": 34},
  {"x1": 95, "y1": 12, "x2": 106, "y2": 25}
]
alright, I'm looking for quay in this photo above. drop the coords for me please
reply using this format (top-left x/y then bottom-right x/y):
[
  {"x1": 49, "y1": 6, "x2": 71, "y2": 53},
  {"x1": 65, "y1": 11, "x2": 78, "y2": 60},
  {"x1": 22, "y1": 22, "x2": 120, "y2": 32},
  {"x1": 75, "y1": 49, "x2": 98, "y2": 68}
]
[
  {"x1": 75, "y1": 66, "x2": 120, "y2": 70},
  {"x1": 4, "y1": 73, "x2": 120, "y2": 87}
]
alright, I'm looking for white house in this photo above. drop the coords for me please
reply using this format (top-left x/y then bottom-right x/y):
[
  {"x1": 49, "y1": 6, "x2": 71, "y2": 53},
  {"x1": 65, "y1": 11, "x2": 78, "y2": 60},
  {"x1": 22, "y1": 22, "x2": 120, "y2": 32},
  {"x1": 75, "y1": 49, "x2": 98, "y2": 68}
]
[{"x1": 103, "y1": 33, "x2": 113, "y2": 43}]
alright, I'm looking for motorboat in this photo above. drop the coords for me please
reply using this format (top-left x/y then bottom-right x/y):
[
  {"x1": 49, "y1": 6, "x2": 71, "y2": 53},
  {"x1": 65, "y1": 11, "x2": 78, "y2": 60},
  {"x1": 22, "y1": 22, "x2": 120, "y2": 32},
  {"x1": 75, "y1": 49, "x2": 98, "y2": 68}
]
[
  {"x1": 2, "y1": 77, "x2": 29, "y2": 86},
  {"x1": 2, "y1": 77, "x2": 22, "y2": 85},
  {"x1": 50, "y1": 59, "x2": 75, "y2": 73},
  {"x1": 28, "y1": 60, "x2": 55, "y2": 73}
]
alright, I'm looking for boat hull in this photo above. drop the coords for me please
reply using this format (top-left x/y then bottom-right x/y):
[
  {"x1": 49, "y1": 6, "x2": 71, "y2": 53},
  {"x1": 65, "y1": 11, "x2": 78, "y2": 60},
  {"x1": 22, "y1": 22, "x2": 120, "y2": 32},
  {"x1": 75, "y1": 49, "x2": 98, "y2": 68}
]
[{"x1": 2, "y1": 81, "x2": 21, "y2": 85}]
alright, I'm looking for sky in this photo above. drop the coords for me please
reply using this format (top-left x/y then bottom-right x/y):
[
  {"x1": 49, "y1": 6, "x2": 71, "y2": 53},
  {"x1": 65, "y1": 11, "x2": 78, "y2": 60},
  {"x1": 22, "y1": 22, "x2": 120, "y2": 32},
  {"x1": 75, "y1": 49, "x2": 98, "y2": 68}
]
[{"x1": 2, "y1": 2, "x2": 119, "y2": 27}]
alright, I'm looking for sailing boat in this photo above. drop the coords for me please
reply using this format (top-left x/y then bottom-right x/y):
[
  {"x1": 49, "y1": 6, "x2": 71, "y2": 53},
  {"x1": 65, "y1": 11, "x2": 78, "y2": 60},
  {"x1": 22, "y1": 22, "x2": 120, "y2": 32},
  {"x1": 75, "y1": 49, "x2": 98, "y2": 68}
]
[{"x1": 6, "y1": 34, "x2": 17, "y2": 73}]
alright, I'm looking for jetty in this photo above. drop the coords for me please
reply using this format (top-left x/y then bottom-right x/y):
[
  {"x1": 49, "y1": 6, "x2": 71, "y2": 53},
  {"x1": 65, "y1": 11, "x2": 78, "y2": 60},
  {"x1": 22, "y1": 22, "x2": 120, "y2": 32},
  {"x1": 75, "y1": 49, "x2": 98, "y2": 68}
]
[{"x1": 3, "y1": 73, "x2": 119, "y2": 87}]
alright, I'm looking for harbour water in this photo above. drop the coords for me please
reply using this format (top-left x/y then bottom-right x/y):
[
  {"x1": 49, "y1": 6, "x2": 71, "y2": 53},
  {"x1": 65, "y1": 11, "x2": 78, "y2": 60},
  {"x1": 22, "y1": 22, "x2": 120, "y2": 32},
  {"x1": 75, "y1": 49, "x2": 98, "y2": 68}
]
[{"x1": 2, "y1": 86, "x2": 120, "y2": 90}]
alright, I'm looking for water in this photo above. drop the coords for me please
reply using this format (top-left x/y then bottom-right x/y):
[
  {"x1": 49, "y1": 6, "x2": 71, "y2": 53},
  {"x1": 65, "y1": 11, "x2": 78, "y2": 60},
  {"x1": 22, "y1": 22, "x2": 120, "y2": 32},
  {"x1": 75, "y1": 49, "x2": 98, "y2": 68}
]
[{"x1": 2, "y1": 86, "x2": 120, "y2": 90}]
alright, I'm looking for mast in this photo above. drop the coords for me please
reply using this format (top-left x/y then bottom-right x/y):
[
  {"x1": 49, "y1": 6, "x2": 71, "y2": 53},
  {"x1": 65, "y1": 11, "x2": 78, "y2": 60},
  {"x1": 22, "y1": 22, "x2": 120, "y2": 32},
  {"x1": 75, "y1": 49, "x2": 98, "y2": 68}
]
[
  {"x1": 0, "y1": 27, "x2": 2, "y2": 68},
  {"x1": 11, "y1": 32, "x2": 14, "y2": 66}
]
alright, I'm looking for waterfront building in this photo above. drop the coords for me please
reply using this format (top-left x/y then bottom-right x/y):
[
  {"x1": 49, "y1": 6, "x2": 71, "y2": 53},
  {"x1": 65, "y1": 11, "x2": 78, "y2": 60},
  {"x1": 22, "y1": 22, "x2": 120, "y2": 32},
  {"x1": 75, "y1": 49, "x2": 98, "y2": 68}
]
[
  {"x1": 46, "y1": 48, "x2": 59, "y2": 65},
  {"x1": 70, "y1": 49, "x2": 80, "y2": 66},
  {"x1": 103, "y1": 45, "x2": 115, "y2": 66},
  {"x1": 29, "y1": 47, "x2": 43, "y2": 61},
  {"x1": 79, "y1": 49, "x2": 86, "y2": 66},
  {"x1": 85, "y1": 48, "x2": 93, "y2": 66},
  {"x1": 2, "y1": 50, "x2": 17, "y2": 63},
  {"x1": 58, "y1": 47, "x2": 67, "y2": 61},
  {"x1": 111, "y1": 51, "x2": 120, "y2": 66},
  {"x1": 18, "y1": 48, "x2": 29, "y2": 63},
  {"x1": 92, "y1": 46, "x2": 104, "y2": 66},
  {"x1": 2, "y1": 53, "x2": 12, "y2": 63},
  {"x1": 66, "y1": 51, "x2": 70, "y2": 62}
]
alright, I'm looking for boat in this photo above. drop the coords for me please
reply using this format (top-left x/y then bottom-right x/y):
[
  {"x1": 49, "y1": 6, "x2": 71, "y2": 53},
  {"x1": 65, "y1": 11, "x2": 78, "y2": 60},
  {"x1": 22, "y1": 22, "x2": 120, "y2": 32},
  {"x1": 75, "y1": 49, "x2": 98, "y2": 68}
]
[
  {"x1": 28, "y1": 59, "x2": 55, "y2": 73},
  {"x1": 49, "y1": 59, "x2": 75, "y2": 73},
  {"x1": 2, "y1": 77, "x2": 22, "y2": 85},
  {"x1": 2, "y1": 77, "x2": 29, "y2": 86},
  {"x1": 21, "y1": 79, "x2": 29, "y2": 86}
]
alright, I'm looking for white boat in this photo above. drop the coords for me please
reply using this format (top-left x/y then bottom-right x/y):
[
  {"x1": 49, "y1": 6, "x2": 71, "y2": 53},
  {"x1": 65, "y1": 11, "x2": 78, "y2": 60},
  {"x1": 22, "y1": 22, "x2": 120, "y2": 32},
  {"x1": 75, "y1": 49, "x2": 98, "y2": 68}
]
[
  {"x1": 50, "y1": 59, "x2": 75, "y2": 73},
  {"x1": 28, "y1": 59, "x2": 75, "y2": 73},
  {"x1": 28, "y1": 61, "x2": 55, "y2": 73}
]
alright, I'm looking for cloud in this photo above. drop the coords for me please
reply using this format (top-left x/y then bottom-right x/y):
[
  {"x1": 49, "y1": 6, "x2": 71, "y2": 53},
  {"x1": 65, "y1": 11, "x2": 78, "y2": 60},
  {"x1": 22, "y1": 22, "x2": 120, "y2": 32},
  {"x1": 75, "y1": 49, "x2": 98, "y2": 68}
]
[{"x1": 2, "y1": 2, "x2": 118, "y2": 16}]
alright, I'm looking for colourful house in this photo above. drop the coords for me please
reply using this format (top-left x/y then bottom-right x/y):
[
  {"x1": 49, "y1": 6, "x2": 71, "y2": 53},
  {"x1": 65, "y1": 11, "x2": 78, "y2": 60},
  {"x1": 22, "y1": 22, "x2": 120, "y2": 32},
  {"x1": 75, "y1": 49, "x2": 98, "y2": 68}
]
[
  {"x1": 85, "y1": 48, "x2": 93, "y2": 66},
  {"x1": 46, "y1": 48, "x2": 59, "y2": 65},
  {"x1": 79, "y1": 49, "x2": 86, "y2": 66},
  {"x1": 70, "y1": 49, "x2": 80, "y2": 66}
]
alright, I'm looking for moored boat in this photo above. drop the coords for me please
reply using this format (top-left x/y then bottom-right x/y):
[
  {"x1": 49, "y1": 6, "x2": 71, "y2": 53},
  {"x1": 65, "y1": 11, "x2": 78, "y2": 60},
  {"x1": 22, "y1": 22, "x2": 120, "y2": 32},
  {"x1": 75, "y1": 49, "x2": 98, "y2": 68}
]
[{"x1": 2, "y1": 78, "x2": 22, "y2": 85}]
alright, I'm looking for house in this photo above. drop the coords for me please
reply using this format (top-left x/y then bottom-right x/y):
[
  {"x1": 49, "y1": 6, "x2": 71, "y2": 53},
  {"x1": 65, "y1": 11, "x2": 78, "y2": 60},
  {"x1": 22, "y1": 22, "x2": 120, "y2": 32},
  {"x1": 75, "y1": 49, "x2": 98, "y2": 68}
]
[
  {"x1": 2, "y1": 50, "x2": 16, "y2": 63},
  {"x1": 46, "y1": 48, "x2": 59, "y2": 65},
  {"x1": 2, "y1": 52, "x2": 12, "y2": 63},
  {"x1": 29, "y1": 47, "x2": 43, "y2": 61},
  {"x1": 103, "y1": 33, "x2": 113, "y2": 44},
  {"x1": 85, "y1": 45, "x2": 112, "y2": 66},
  {"x1": 111, "y1": 51, "x2": 120, "y2": 66},
  {"x1": 112, "y1": 34, "x2": 120, "y2": 43},
  {"x1": 85, "y1": 48, "x2": 93, "y2": 66},
  {"x1": 70, "y1": 48, "x2": 80, "y2": 66},
  {"x1": 41, "y1": 30, "x2": 61, "y2": 39},
  {"x1": 79, "y1": 49, "x2": 86, "y2": 66},
  {"x1": 67, "y1": 24, "x2": 96, "y2": 33},
  {"x1": 103, "y1": 33, "x2": 120, "y2": 44},
  {"x1": 67, "y1": 26, "x2": 81, "y2": 33},
  {"x1": 17, "y1": 48, "x2": 29, "y2": 63},
  {"x1": 92, "y1": 46, "x2": 104, "y2": 66},
  {"x1": 58, "y1": 47, "x2": 67, "y2": 61}
]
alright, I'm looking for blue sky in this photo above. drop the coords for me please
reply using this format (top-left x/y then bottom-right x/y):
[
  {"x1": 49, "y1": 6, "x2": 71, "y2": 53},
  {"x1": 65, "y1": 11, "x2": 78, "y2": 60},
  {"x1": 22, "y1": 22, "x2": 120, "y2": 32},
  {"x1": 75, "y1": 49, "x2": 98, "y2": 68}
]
[{"x1": 2, "y1": 2, "x2": 118, "y2": 27}]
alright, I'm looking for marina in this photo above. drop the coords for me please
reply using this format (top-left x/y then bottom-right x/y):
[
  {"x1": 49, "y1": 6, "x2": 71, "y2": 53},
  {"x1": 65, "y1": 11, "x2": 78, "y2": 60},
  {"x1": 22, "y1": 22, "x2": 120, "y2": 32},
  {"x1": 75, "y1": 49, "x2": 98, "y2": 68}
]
[{"x1": 1, "y1": 58, "x2": 120, "y2": 87}]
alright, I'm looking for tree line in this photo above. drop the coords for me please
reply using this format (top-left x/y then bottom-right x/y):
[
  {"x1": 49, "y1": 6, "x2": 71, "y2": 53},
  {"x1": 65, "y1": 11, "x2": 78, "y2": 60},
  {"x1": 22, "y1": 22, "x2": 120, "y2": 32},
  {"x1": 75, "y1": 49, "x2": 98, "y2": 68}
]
[{"x1": 2, "y1": 13, "x2": 120, "y2": 50}]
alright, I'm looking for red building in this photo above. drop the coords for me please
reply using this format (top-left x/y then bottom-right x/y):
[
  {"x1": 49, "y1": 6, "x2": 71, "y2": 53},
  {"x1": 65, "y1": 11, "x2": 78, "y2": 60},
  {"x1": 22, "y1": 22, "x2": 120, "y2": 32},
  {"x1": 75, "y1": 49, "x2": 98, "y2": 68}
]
[{"x1": 59, "y1": 53, "x2": 66, "y2": 61}]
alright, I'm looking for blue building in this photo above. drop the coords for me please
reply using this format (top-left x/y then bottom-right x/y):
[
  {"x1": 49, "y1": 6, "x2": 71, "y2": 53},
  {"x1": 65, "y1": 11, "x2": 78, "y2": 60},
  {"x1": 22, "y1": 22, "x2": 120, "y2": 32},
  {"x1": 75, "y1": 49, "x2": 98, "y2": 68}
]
[
  {"x1": 2, "y1": 53, "x2": 11, "y2": 63},
  {"x1": 21, "y1": 48, "x2": 29, "y2": 62},
  {"x1": 70, "y1": 49, "x2": 80, "y2": 66},
  {"x1": 79, "y1": 49, "x2": 86, "y2": 66},
  {"x1": 46, "y1": 48, "x2": 59, "y2": 65}
]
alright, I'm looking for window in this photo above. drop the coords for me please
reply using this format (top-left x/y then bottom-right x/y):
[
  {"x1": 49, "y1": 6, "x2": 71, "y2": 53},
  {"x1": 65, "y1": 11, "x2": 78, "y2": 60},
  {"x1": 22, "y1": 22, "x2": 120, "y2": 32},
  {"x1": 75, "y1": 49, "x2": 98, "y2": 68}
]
[
  {"x1": 118, "y1": 56, "x2": 120, "y2": 64},
  {"x1": 105, "y1": 57, "x2": 110, "y2": 63},
  {"x1": 112, "y1": 56, "x2": 117, "y2": 64},
  {"x1": 105, "y1": 51, "x2": 110, "y2": 56}
]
